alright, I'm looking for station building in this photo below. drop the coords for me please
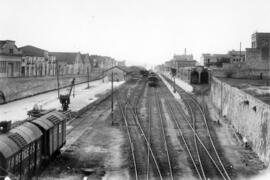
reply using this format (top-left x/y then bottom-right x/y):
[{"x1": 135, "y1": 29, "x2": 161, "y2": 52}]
[
  {"x1": 81, "y1": 53, "x2": 92, "y2": 74},
  {"x1": 50, "y1": 52, "x2": 84, "y2": 75},
  {"x1": 103, "y1": 66, "x2": 128, "y2": 82},
  {"x1": 20, "y1": 45, "x2": 56, "y2": 77},
  {"x1": 0, "y1": 40, "x2": 22, "y2": 77},
  {"x1": 160, "y1": 54, "x2": 210, "y2": 84},
  {"x1": 245, "y1": 32, "x2": 270, "y2": 78},
  {"x1": 202, "y1": 32, "x2": 270, "y2": 79},
  {"x1": 178, "y1": 66, "x2": 210, "y2": 84}
]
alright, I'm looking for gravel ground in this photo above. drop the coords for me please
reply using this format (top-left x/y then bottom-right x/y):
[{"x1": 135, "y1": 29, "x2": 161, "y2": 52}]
[
  {"x1": 39, "y1": 86, "x2": 129, "y2": 180},
  {"x1": 202, "y1": 95, "x2": 266, "y2": 179},
  {"x1": 37, "y1": 74, "x2": 266, "y2": 180}
]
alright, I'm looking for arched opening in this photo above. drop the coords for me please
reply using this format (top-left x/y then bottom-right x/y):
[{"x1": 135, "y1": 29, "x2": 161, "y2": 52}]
[
  {"x1": 190, "y1": 70, "x2": 199, "y2": 84},
  {"x1": 201, "y1": 70, "x2": 209, "y2": 84},
  {"x1": 0, "y1": 91, "x2": 6, "y2": 104}
]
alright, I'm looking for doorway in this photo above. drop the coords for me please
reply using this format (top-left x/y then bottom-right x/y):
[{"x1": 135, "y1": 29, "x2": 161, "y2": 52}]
[{"x1": 7, "y1": 63, "x2": 14, "y2": 77}]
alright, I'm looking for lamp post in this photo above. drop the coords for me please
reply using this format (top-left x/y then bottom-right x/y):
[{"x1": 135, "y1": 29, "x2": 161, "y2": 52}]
[
  {"x1": 220, "y1": 81, "x2": 223, "y2": 116},
  {"x1": 87, "y1": 67, "x2": 90, "y2": 89},
  {"x1": 171, "y1": 68, "x2": 176, "y2": 93},
  {"x1": 173, "y1": 75, "x2": 176, "y2": 93},
  {"x1": 56, "y1": 62, "x2": 60, "y2": 98},
  {"x1": 111, "y1": 62, "x2": 114, "y2": 124}
]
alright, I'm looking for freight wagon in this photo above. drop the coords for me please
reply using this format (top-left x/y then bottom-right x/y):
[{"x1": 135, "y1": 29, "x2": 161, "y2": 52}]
[{"x1": 0, "y1": 111, "x2": 67, "y2": 180}]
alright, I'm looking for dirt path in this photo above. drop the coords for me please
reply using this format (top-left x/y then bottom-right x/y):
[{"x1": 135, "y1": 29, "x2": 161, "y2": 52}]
[
  {"x1": 201, "y1": 95, "x2": 265, "y2": 179},
  {"x1": 39, "y1": 92, "x2": 129, "y2": 180}
]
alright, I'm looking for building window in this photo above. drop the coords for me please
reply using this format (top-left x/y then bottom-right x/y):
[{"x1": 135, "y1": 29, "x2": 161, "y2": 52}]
[
  {"x1": 0, "y1": 61, "x2": 7, "y2": 73},
  {"x1": 9, "y1": 48, "x2": 13, "y2": 54}
]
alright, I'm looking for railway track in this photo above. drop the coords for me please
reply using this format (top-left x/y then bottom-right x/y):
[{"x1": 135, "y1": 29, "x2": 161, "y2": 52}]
[
  {"x1": 146, "y1": 86, "x2": 152, "y2": 180},
  {"x1": 176, "y1": 89, "x2": 231, "y2": 180},
  {"x1": 162, "y1": 75, "x2": 232, "y2": 180},
  {"x1": 165, "y1": 98, "x2": 205, "y2": 180},
  {"x1": 126, "y1": 82, "x2": 163, "y2": 179},
  {"x1": 118, "y1": 99, "x2": 139, "y2": 180},
  {"x1": 117, "y1": 79, "x2": 163, "y2": 180},
  {"x1": 153, "y1": 87, "x2": 174, "y2": 180}
]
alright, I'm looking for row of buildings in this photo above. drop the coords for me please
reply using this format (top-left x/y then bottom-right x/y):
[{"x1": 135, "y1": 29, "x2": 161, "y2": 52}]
[
  {"x1": 156, "y1": 32, "x2": 270, "y2": 83},
  {"x1": 0, "y1": 40, "x2": 125, "y2": 78},
  {"x1": 156, "y1": 53, "x2": 210, "y2": 84},
  {"x1": 164, "y1": 54, "x2": 197, "y2": 71},
  {"x1": 201, "y1": 32, "x2": 270, "y2": 78}
]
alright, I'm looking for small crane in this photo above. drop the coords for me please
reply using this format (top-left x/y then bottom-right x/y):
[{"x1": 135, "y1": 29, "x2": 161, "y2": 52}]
[{"x1": 59, "y1": 78, "x2": 75, "y2": 111}]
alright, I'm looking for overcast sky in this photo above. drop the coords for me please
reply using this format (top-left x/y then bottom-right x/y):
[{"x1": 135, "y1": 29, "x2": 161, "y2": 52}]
[{"x1": 1, "y1": 0, "x2": 270, "y2": 66}]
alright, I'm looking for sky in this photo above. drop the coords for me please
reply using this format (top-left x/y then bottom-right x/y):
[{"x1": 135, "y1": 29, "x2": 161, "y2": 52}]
[{"x1": 1, "y1": 0, "x2": 270, "y2": 67}]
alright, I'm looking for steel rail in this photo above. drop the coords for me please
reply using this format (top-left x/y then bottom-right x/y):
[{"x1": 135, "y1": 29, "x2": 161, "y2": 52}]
[
  {"x1": 125, "y1": 94, "x2": 163, "y2": 179},
  {"x1": 146, "y1": 87, "x2": 151, "y2": 180},
  {"x1": 154, "y1": 88, "x2": 174, "y2": 180},
  {"x1": 165, "y1": 99, "x2": 203, "y2": 180},
  {"x1": 162, "y1": 75, "x2": 231, "y2": 180},
  {"x1": 175, "y1": 87, "x2": 231, "y2": 180},
  {"x1": 118, "y1": 97, "x2": 139, "y2": 180},
  {"x1": 185, "y1": 102, "x2": 207, "y2": 180},
  {"x1": 173, "y1": 100, "x2": 227, "y2": 180}
]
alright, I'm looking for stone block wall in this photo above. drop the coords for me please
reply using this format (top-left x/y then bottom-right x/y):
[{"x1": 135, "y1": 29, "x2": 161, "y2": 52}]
[
  {"x1": 0, "y1": 72, "x2": 101, "y2": 103},
  {"x1": 210, "y1": 77, "x2": 270, "y2": 166}
]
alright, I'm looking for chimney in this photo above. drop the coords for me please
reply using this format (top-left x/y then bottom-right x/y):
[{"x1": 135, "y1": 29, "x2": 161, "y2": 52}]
[{"x1": 0, "y1": 121, "x2": 12, "y2": 133}]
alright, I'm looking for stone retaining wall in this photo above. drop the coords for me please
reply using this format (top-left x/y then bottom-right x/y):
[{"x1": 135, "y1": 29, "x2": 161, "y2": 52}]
[
  {"x1": 0, "y1": 73, "x2": 101, "y2": 103},
  {"x1": 210, "y1": 77, "x2": 270, "y2": 166}
]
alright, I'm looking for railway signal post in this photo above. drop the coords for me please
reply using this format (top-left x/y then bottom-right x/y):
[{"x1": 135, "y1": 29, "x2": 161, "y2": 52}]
[
  {"x1": 87, "y1": 67, "x2": 90, "y2": 89},
  {"x1": 111, "y1": 71, "x2": 114, "y2": 125},
  {"x1": 171, "y1": 68, "x2": 176, "y2": 93}
]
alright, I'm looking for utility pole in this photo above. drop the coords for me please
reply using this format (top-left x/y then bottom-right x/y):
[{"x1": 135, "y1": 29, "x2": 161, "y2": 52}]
[
  {"x1": 87, "y1": 67, "x2": 90, "y2": 89},
  {"x1": 111, "y1": 71, "x2": 114, "y2": 114},
  {"x1": 240, "y1": 42, "x2": 242, "y2": 62},
  {"x1": 111, "y1": 61, "x2": 114, "y2": 124},
  {"x1": 171, "y1": 68, "x2": 176, "y2": 93},
  {"x1": 173, "y1": 76, "x2": 176, "y2": 93},
  {"x1": 56, "y1": 62, "x2": 60, "y2": 98},
  {"x1": 220, "y1": 81, "x2": 223, "y2": 116}
]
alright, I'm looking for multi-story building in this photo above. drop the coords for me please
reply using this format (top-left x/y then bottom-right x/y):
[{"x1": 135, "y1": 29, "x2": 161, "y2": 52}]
[
  {"x1": 203, "y1": 32, "x2": 270, "y2": 79},
  {"x1": 165, "y1": 54, "x2": 197, "y2": 72},
  {"x1": 101, "y1": 57, "x2": 117, "y2": 69},
  {"x1": 201, "y1": 50, "x2": 245, "y2": 68},
  {"x1": 201, "y1": 53, "x2": 231, "y2": 68},
  {"x1": 246, "y1": 32, "x2": 270, "y2": 77},
  {"x1": 50, "y1": 52, "x2": 84, "y2": 75},
  {"x1": 228, "y1": 50, "x2": 245, "y2": 63},
  {"x1": 81, "y1": 53, "x2": 91, "y2": 74},
  {"x1": 117, "y1": 60, "x2": 126, "y2": 67},
  {"x1": 0, "y1": 40, "x2": 22, "y2": 77},
  {"x1": 89, "y1": 55, "x2": 117, "y2": 73},
  {"x1": 20, "y1": 45, "x2": 56, "y2": 77}
]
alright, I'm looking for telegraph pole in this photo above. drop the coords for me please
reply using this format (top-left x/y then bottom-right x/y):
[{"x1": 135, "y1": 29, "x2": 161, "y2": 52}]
[
  {"x1": 220, "y1": 81, "x2": 223, "y2": 116},
  {"x1": 56, "y1": 61, "x2": 60, "y2": 98},
  {"x1": 111, "y1": 71, "x2": 114, "y2": 114},
  {"x1": 87, "y1": 67, "x2": 90, "y2": 89},
  {"x1": 240, "y1": 42, "x2": 242, "y2": 62},
  {"x1": 173, "y1": 76, "x2": 176, "y2": 93},
  {"x1": 111, "y1": 62, "x2": 114, "y2": 124},
  {"x1": 171, "y1": 68, "x2": 176, "y2": 93}
]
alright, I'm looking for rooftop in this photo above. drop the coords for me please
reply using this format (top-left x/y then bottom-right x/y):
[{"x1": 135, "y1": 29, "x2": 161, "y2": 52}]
[
  {"x1": 20, "y1": 45, "x2": 48, "y2": 57},
  {"x1": 50, "y1": 52, "x2": 79, "y2": 64}
]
